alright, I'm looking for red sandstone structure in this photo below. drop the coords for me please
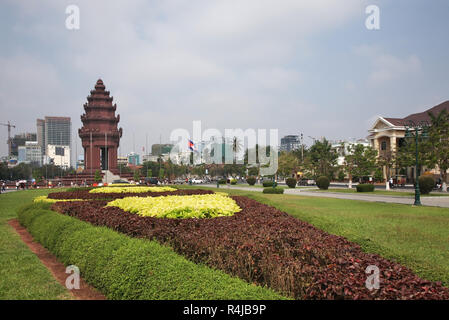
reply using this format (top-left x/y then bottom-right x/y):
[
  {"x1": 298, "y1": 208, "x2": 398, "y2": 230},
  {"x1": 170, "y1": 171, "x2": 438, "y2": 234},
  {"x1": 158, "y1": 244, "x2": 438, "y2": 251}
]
[{"x1": 79, "y1": 79, "x2": 122, "y2": 174}]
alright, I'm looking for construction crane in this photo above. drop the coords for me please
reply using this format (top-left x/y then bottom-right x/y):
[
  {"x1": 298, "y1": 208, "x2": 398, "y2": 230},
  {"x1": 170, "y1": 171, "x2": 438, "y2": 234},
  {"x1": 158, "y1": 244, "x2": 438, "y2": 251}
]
[{"x1": 0, "y1": 121, "x2": 16, "y2": 158}]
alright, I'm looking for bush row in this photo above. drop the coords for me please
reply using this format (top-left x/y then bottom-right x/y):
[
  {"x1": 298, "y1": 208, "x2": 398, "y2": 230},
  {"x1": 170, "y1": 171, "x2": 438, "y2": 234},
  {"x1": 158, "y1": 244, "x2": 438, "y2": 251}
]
[
  {"x1": 356, "y1": 184, "x2": 375, "y2": 192},
  {"x1": 262, "y1": 187, "x2": 284, "y2": 194},
  {"x1": 53, "y1": 198, "x2": 449, "y2": 300},
  {"x1": 262, "y1": 181, "x2": 277, "y2": 187},
  {"x1": 17, "y1": 203, "x2": 284, "y2": 300}
]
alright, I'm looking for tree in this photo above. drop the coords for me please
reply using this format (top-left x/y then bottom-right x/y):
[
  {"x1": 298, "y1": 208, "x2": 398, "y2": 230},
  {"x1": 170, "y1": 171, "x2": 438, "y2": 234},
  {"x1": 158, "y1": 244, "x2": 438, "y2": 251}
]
[
  {"x1": 343, "y1": 144, "x2": 377, "y2": 188},
  {"x1": 308, "y1": 139, "x2": 337, "y2": 178},
  {"x1": 278, "y1": 151, "x2": 299, "y2": 178},
  {"x1": 425, "y1": 109, "x2": 449, "y2": 191},
  {"x1": 94, "y1": 170, "x2": 102, "y2": 183},
  {"x1": 133, "y1": 170, "x2": 140, "y2": 182}
]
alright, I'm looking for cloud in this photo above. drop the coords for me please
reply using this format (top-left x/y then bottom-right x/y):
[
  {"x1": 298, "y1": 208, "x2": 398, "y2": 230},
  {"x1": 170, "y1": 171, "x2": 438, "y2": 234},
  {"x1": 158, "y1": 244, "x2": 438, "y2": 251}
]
[
  {"x1": 0, "y1": 0, "x2": 367, "y2": 157},
  {"x1": 354, "y1": 45, "x2": 422, "y2": 86}
]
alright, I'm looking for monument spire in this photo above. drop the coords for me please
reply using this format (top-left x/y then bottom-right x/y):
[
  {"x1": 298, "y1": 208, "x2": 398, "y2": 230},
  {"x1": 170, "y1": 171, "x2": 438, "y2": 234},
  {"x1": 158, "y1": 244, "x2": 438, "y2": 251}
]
[{"x1": 78, "y1": 79, "x2": 122, "y2": 173}]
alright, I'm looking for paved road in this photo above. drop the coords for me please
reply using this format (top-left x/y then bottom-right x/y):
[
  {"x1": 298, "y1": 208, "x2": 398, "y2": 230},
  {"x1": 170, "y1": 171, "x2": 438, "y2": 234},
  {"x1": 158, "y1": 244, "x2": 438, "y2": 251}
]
[{"x1": 204, "y1": 184, "x2": 449, "y2": 208}]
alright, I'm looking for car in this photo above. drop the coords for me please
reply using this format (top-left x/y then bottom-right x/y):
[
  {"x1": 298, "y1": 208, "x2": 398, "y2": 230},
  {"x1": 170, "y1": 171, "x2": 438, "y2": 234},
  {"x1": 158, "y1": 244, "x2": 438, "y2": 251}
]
[
  {"x1": 112, "y1": 179, "x2": 129, "y2": 184},
  {"x1": 191, "y1": 178, "x2": 204, "y2": 184},
  {"x1": 144, "y1": 177, "x2": 160, "y2": 185}
]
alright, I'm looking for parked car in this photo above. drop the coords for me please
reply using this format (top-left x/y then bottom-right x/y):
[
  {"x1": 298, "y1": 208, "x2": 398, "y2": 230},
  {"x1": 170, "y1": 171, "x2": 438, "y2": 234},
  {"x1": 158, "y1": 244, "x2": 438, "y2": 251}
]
[
  {"x1": 298, "y1": 179, "x2": 315, "y2": 186},
  {"x1": 173, "y1": 179, "x2": 185, "y2": 185},
  {"x1": 112, "y1": 179, "x2": 129, "y2": 184},
  {"x1": 144, "y1": 177, "x2": 160, "y2": 185},
  {"x1": 191, "y1": 178, "x2": 204, "y2": 184}
]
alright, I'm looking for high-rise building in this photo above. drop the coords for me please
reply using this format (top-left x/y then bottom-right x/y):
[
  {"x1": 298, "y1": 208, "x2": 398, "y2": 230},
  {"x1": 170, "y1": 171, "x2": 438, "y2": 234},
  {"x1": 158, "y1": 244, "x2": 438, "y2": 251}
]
[
  {"x1": 44, "y1": 116, "x2": 71, "y2": 148},
  {"x1": 10, "y1": 133, "x2": 37, "y2": 156},
  {"x1": 36, "y1": 119, "x2": 45, "y2": 155},
  {"x1": 17, "y1": 141, "x2": 42, "y2": 166},
  {"x1": 36, "y1": 116, "x2": 71, "y2": 167},
  {"x1": 280, "y1": 135, "x2": 300, "y2": 152}
]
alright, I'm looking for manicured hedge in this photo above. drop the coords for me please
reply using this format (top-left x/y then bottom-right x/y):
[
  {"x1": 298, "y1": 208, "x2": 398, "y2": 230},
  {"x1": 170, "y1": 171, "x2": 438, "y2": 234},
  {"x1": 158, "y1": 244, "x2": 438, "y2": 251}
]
[
  {"x1": 419, "y1": 175, "x2": 435, "y2": 195},
  {"x1": 17, "y1": 203, "x2": 285, "y2": 300},
  {"x1": 286, "y1": 178, "x2": 297, "y2": 188},
  {"x1": 262, "y1": 187, "x2": 284, "y2": 194},
  {"x1": 218, "y1": 179, "x2": 227, "y2": 185},
  {"x1": 356, "y1": 184, "x2": 375, "y2": 192},
  {"x1": 316, "y1": 176, "x2": 330, "y2": 190},
  {"x1": 246, "y1": 177, "x2": 256, "y2": 186},
  {"x1": 263, "y1": 181, "x2": 276, "y2": 188},
  {"x1": 230, "y1": 179, "x2": 237, "y2": 185}
]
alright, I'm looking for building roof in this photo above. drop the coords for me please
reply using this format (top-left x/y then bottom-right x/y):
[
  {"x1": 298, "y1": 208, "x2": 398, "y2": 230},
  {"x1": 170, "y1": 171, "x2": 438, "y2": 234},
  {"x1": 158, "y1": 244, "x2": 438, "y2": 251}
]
[{"x1": 384, "y1": 100, "x2": 449, "y2": 126}]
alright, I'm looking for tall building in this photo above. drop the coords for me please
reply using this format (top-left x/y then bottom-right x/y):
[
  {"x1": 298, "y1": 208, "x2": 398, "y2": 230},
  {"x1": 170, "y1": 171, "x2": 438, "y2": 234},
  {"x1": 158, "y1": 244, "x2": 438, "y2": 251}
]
[
  {"x1": 10, "y1": 133, "x2": 37, "y2": 156},
  {"x1": 36, "y1": 116, "x2": 71, "y2": 156},
  {"x1": 36, "y1": 119, "x2": 45, "y2": 155},
  {"x1": 47, "y1": 145, "x2": 70, "y2": 168},
  {"x1": 44, "y1": 116, "x2": 71, "y2": 148},
  {"x1": 280, "y1": 135, "x2": 300, "y2": 152},
  {"x1": 17, "y1": 141, "x2": 42, "y2": 166}
]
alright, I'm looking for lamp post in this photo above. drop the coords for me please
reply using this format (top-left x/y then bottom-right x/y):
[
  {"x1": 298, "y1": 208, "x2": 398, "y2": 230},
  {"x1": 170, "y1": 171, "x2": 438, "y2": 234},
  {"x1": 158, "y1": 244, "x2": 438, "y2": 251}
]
[{"x1": 404, "y1": 120, "x2": 429, "y2": 206}]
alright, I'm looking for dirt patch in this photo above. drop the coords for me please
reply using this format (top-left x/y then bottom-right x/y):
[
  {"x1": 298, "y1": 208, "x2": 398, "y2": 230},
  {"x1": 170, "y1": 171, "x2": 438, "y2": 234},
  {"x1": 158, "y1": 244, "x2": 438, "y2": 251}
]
[{"x1": 8, "y1": 219, "x2": 106, "y2": 300}]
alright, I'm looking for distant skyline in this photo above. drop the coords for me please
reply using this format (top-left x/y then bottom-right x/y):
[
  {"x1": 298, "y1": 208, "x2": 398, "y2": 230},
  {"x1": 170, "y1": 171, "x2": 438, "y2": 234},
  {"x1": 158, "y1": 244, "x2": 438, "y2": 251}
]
[{"x1": 1, "y1": 0, "x2": 449, "y2": 159}]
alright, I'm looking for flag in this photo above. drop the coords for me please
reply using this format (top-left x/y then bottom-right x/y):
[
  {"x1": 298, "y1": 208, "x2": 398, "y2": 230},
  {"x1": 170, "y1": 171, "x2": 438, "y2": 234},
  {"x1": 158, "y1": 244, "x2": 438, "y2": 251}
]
[{"x1": 188, "y1": 140, "x2": 195, "y2": 152}]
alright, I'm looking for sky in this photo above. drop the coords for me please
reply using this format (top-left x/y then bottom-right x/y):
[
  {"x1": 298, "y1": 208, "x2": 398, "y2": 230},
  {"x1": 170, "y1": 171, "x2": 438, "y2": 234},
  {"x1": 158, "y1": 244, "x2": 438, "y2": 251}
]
[{"x1": 1, "y1": 0, "x2": 448, "y2": 159}]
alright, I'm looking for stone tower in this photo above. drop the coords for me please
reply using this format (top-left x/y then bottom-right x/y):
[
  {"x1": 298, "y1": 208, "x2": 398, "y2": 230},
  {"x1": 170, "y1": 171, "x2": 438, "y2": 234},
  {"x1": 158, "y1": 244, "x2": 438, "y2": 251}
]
[{"x1": 78, "y1": 79, "x2": 122, "y2": 173}]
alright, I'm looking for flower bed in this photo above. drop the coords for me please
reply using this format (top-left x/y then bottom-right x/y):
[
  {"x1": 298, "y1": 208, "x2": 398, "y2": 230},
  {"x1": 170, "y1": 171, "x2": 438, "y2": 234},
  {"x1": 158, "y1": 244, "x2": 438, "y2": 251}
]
[
  {"x1": 47, "y1": 189, "x2": 214, "y2": 200},
  {"x1": 106, "y1": 194, "x2": 241, "y2": 218},
  {"x1": 52, "y1": 196, "x2": 449, "y2": 300},
  {"x1": 89, "y1": 186, "x2": 176, "y2": 193},
  {"x1": 17, "y1": 202, "x2": 284, "y2": 300}
]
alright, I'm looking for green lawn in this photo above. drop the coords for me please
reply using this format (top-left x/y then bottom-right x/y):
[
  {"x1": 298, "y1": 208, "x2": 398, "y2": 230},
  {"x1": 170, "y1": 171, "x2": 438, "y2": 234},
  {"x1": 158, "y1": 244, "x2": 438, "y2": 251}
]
[
  {"x1": 0, "y1": 189, "x2": 72, "y2": 299},
  {"x1": 314, "y1": 188, "x2": 449, "y2": 197},
  {"x1": 180, "y1": 185, "x2": 449, "y2": 287}
]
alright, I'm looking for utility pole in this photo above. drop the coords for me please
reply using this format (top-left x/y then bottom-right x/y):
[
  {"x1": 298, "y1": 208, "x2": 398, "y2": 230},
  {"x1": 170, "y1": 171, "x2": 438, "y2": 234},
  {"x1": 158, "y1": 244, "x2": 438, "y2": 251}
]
[{"x1": 0, "y1": 121, "x2": 16, "y2": 158}]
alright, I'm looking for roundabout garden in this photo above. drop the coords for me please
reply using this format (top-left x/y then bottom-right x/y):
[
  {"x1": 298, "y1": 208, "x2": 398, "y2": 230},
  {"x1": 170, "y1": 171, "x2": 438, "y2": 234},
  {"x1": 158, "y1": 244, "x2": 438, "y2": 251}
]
[{"x1": 14, "y1": 185, "x2": 449, "y2": 300}]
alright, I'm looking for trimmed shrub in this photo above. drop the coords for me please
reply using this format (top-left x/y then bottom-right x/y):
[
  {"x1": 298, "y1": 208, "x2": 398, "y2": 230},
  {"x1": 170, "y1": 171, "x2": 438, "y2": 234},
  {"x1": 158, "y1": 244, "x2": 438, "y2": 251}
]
[
  {"x1": 246, "y1": 177, "x2": 256, "y2": 186},
  {"x1": 218, "y1": 179, "x2": 226, "y2": 185},
  {"x1": 263, "y1": 187, "x2": 284, "y2": 194},
  {"x1": 230, "y1": 179, "x2": 237, "y2": 185},
  {"x1": 263, "y1": 180, "x2": 277, "y2": 188},
  {"x1": 419, "y1": 175, "x2": 435, "y2": 195},
  {"x1": 16, "y1": 203, "x2": 284, "y2": 300},
  {"x1": 316, "y1": 176, "x2": 330, "y2": 190},
  {"x1": 286, "y1": 178, "x2": 297, "y2": 188},
  {"x1": 356, "y1": 184, "x2": 375, "y2": 192}
]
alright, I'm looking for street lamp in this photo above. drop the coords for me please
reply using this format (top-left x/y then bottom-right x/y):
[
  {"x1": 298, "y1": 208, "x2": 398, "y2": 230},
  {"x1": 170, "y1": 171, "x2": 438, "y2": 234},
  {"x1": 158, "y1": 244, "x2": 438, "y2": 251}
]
[{"x1": 404, "y1": 120, "x2": 429, "y2": 206}]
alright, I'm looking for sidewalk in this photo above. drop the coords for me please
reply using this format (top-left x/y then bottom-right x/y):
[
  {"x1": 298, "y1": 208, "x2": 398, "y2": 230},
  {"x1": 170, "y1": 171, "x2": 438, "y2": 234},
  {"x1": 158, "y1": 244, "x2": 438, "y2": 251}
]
[{"x1": 205, "y1": 184, "x2": 449, "y2": 208}]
